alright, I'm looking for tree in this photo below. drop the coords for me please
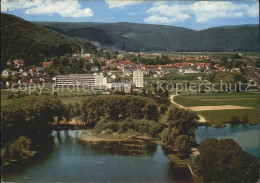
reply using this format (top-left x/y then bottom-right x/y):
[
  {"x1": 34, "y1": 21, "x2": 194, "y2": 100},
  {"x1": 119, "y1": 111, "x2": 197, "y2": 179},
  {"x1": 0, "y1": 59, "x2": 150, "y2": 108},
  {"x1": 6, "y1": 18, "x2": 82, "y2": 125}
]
[
  {"x1": 165, "y1": 107, "x2": 198, "y2": 149},
  {"x1": 105, "y1": 51, "x2": 111, "y2": 59},
  {"x1": 8, "y1": 136, "x2": 32, "y2": 159},
  {"x1": 195, "y1": 138, "x2": 259, "y2": 182},
  {"x1": 2, "y1": 96, "x2": 65, "y2": 144},
  {"x1": 215, "y1": 71, "x2": 247, "y2": 92},
  {"x1": 142, "y1": 88, "x2": 146, "y2": 96},
  {"x1": 174, "y1": 135, "x2": 191, "y2": 157}
]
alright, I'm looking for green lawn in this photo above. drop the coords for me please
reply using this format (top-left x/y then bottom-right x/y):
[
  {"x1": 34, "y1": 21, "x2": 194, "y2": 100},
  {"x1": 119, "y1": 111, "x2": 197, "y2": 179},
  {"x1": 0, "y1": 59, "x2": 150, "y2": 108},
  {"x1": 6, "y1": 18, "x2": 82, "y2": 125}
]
[
  {"x1": 197, "y1": 109, "x2": 259, "y2": 126},
  {"x1": 174, "y1": 92, "x2": 259, "y2": 126},
  {"x1": 174, "y1": 93, "x2": 259, "y2": 107},
  {"x1": 59, "y1": 96, "x2": 88, "y2": 104}
]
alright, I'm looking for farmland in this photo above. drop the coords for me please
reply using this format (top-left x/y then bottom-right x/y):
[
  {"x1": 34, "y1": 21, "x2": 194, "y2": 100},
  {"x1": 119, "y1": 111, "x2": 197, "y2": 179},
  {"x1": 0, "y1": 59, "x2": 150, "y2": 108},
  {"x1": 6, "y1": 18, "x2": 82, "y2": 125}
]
[{"x1": 174, "y1": 92, "x2": 259, "y2": 126}]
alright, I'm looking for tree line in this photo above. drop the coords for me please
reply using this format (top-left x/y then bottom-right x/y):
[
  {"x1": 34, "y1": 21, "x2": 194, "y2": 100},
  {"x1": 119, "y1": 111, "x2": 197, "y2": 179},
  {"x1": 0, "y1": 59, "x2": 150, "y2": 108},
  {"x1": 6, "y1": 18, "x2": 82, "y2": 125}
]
[{"x1": 1, "y1": 96, "x2": 64, "y2": 163}]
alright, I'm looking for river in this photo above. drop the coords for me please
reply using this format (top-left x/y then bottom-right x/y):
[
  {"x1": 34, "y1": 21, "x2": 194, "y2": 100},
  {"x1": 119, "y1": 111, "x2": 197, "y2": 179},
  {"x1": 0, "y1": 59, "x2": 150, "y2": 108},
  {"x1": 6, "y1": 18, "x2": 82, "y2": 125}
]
[
  {"x1": 2, "y1": 124, "x2": 259, "y2": 182},
  {"x1": 196, "y1": 123, "x2": 260, "y2": 157},
  {"x1": 2, "y1": 130, "x2": 191, "y2": 182}
]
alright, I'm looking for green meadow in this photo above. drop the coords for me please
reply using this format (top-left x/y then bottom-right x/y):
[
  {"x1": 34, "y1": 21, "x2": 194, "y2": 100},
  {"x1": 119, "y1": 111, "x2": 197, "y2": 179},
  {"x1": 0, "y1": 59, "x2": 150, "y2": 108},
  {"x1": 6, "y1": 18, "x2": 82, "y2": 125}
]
[{"x1": 174, "y1": 92, "x2": 259, "y2": 126}]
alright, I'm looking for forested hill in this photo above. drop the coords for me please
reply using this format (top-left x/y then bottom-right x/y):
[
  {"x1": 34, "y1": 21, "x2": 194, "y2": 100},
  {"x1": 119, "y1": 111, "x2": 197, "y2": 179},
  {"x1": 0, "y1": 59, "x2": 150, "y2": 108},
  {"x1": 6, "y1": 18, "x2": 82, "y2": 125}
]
[
  {"x1": 1, "y1": 13, "x2": 97, "y2": 67},
  {"x1": 36, "y1": 21, "x2": 259, "y2": 52}
]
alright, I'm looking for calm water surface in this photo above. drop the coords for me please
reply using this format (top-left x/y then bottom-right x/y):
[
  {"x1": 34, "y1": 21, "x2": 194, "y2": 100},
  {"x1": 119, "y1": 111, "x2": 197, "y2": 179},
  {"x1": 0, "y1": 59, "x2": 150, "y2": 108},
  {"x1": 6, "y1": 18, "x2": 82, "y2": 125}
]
[
  {"x1": 3, "y1": 130, "x2": 191, "y2": 182},
  {"x1": 195, "y1": 124, "x2": 260, "y2": 157},
  {"x1": 3, "y1": 124, "x2": 259, "y2": 182}
]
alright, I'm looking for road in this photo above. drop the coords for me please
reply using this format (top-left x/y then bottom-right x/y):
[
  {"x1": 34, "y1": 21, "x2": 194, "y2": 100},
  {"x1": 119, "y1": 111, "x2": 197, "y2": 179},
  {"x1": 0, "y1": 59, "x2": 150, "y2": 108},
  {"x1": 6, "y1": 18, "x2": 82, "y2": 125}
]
[{"x1": 170, "y1": 95, "x2": 207, "y2": 123}]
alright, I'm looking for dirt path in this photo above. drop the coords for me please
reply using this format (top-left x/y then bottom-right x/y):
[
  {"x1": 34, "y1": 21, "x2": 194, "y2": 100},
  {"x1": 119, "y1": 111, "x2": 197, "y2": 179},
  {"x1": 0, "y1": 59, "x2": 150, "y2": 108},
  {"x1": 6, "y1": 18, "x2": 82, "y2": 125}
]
[
  {"x1": 170, "y1": 95, "x2": 207, "y2": 123},
  {"x1": 188, "y1": 105, "x2": 253, "y2": 111}
]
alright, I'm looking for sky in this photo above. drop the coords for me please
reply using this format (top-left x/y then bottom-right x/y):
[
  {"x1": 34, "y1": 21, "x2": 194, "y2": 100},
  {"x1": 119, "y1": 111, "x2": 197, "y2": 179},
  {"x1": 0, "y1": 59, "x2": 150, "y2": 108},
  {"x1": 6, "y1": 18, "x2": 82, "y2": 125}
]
[{"x1": 1, "y1": 0, "x2": 259, "y2": 30}]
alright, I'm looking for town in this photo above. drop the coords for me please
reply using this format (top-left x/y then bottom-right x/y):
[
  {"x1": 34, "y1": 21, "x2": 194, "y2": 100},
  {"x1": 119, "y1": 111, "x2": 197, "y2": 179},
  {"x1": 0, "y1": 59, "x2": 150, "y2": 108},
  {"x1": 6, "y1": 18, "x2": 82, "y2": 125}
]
[
  {"x1": 3, "y1": 48, "x2": 258, "y2": 95},
  {"x1": 1, "y1": 2, "x2": 259, "y2": 182}
]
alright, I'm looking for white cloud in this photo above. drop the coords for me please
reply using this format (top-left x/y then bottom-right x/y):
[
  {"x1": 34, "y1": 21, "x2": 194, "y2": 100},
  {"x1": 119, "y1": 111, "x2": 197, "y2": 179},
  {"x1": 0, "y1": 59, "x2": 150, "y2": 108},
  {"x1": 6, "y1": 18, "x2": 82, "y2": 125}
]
[
  {"x1": 1, "y1": 0, "x2": 93, "y2": 18},
  {"x1": 144, "y1": 14, "x2": 189, "y2": 24},
  {"x1": 145, "y1": 1, "x2": 259, "y2": 24},
  {"x1": 247, "y1": 3, "x2": 259, "y2": 17},
  {"x1": 105, "y1": 0, "x2": 141, "y2": 9},
  {"x1": 144, "y1": 15, "x2": 170, "y2": 24}
]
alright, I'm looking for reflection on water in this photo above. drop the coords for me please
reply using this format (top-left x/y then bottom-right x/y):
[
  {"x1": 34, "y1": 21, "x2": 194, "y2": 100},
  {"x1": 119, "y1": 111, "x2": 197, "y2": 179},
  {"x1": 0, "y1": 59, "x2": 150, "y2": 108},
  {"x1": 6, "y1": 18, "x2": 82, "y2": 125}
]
[
  {"x1": 82, "y1": 140, "x2": 157, "y2": 156},
  {"x1": 2, "y1": 130, "x2": 191, "y2": 182},
  {"x1": 196, "y1": 124, "x2": 260, "y2": 157}
]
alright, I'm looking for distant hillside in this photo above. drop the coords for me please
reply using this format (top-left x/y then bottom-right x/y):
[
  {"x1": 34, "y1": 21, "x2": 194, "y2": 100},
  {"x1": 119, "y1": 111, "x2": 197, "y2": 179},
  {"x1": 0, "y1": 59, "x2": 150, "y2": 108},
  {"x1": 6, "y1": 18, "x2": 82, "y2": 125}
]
[
  {"x1": 37, "y1": 21, "x2": 259, "y2": 52},
  {"x1": 1, "y1": 13, "x2": 97, "y2": 67}
]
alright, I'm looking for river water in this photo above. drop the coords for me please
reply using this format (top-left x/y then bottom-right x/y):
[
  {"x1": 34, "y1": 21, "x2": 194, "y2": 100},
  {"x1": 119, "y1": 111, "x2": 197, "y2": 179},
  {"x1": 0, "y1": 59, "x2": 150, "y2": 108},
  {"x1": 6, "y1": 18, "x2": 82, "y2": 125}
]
[
  {"x1": 2, "y1": 130, "x2": 191, "y2": 182},
  {"x1": 196, "y1": 124, "x2": 260, "y2": 157},
  {"x1": 2, "y1": 124, "x2": 259, "y2": 182}
]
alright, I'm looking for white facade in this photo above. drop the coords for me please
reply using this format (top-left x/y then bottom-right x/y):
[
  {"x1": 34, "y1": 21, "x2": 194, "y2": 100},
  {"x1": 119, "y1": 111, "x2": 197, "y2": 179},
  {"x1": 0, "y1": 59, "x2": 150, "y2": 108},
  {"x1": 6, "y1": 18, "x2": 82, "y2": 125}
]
[
  {"x1": 95, "y1": 74, "x2": 107, "y2": 86},
  {"x1": 55, "y1": 74, "x2": 95, "y2": 87},
  {"x1": 133, "y1": 70, "x2": 144, "y2": 88},
  {"x1": 2, "y1": 70, "x2": 11, "y2": 77},
  {"x1": 55, "y1": 74, "x2": 108, "y2": 89}
]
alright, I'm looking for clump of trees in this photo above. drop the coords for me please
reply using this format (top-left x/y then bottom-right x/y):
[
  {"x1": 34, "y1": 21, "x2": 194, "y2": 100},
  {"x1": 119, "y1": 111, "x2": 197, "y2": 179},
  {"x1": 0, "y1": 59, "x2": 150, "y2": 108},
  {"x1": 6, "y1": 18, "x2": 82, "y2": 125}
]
[
  {"x1": 94, "y1": 118, "x2": 164, "y2": 137},
  {"x1": 195, "y1": 138, "x2": 259, "y2": 182},
  {"x1": 1, "y1": 96, "x2": 65, "y2": 164},
  {"x1": 1, "y1": 136, "x2": 33, "y2": 163},
  {"x1": 161, "y1": 106, "x2": 198, "y2": 157},
  {"x1": 76, "y1": 95, "x2": 160, "y2": 126}
]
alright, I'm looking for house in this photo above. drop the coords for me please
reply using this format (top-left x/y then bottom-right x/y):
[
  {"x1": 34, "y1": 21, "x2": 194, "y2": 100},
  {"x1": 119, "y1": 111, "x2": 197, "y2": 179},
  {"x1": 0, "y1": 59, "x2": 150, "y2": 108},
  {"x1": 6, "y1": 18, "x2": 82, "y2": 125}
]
[
  {"x1": 85, "y1": 56, "x2": 94, "y2": 63},
  {"x1": 42, "y1": 61, "x2": 53, "y2": 67},
  {"x1": 2, "y1": 69, "x2": 12, "y2": 77},
  {"x1": 118, "y1": 60, "x2": 135, "y2": 68},
  {"x1": 22, "y1": 72, "x2": 29, "y2": 77},
  {"x1": 159, "y1": 65, "x2": 178, "y2": 73},
  {"x1": 142, "y1": 65, "x2": 158, "y2": 73},
  {"x1": 122, "y1": 66, "x2": 137, "y2": 74},
  {"x1": 11, "y1": 71, "x2": 19, "y2": 76},
  {"x1": 117, "y1": 54, "x2": 124, "y2": 60},
  {"x1": 6, "y1": 81, "x2": 17, "y2": 88},
  {"x1": 41, "y1": 77, "x2": 52, "y2": 83},
  {"x1": 7, "y1": 61, "x2": 12, "y2": 66},
  {"x1": 13, "y1": 59, "x2": 25, "y2": 68},
  {"x1": 30, "y1": 78, "x2": 41, "y2": 84},
  {"x1": 91, "y1": 66, "x2": 99, "y2": 72},
  {"x1": 184, "y1": 68, "x2": 201, "y2": 74}
]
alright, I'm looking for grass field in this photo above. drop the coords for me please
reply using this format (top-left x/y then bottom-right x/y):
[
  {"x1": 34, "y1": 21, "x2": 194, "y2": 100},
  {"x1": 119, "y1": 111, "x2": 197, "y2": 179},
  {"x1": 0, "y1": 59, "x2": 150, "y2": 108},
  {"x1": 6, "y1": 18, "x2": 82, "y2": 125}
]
[
  {"x1": 59, "y1": 96, "x2": 88, "y2": 104},
  {"x1": 174, "y1": 92, "x2": 259, "y2": 126},
  {"x1": 1, "y1": 87, "x2": 102, "y2": 107}
]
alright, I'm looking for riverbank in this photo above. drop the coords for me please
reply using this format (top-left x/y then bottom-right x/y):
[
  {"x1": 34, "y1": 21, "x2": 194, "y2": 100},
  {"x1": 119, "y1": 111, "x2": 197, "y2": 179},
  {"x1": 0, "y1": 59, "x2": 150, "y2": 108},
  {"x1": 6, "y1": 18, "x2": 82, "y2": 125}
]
[
  {"x1": 78, "y1": 130, "x2": 155, "y2": 143},
  {"x1": 2, "y1": 151, "x2": 36, "y2": 166}
]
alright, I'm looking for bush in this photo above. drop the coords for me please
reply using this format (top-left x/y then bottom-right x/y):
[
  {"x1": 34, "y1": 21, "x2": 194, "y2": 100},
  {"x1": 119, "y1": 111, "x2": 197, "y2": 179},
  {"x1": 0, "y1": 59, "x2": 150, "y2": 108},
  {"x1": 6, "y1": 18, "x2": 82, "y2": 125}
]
[
  {"x1": 160, "y1": 105, "x2": 168, "y2": 114},
  {"x1": 7, "y1": 93, "x2": 14, "y2": 99},
  {"x1": 230, "y1": 116, "x2": 240, "y2": 125},
  {"x1": 104, "y1": 129, "x2": 113, "y2": 134},
  {"x1": 1, "y1": 148, "x2": 9, "y2": 162},
  {"x1": 196, "y1": 138, "x2": 259, "y2": 182},
  {"x1": 105, "y1": 122, "x2": 119, "y2": 132},
  {"x1": 95, "y1": 119, "x2": 163, "y2": 137},
  {"x1": 8, "y1": 136, "x2": 32, "y2": 160},
  {"x1": 118, "y1": 121, "x2": 135, "y2": 133},
  {"x1": 94, "y1": 122, "x2": 119, "y2": 133},
  {"x1": 134, "y1": 119, "x2": 163, "y2": 137},
  {"x1": 242, "y1": 116, "x2": 248, "y2": 124},
  {"x1": 160, "y1": 128, "x2": 170, "y2": 143},
  {"x1": 174, "y1": 135, "x2": 191, "y2": 157}
]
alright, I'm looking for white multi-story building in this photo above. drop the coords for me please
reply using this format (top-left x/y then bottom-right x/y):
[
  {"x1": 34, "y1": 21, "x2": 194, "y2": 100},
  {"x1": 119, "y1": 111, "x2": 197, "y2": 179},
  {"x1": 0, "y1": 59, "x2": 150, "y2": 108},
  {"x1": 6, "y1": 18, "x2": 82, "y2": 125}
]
[
  {"x1": 133, "y1": 70, "x2": 144, "y2": 88},
  {"x1": 55, "y1": 73, "x2": 108, "y2": 89},
  {"x1": 55, "y1": 74, "x2": 95, "y2": 87}
]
